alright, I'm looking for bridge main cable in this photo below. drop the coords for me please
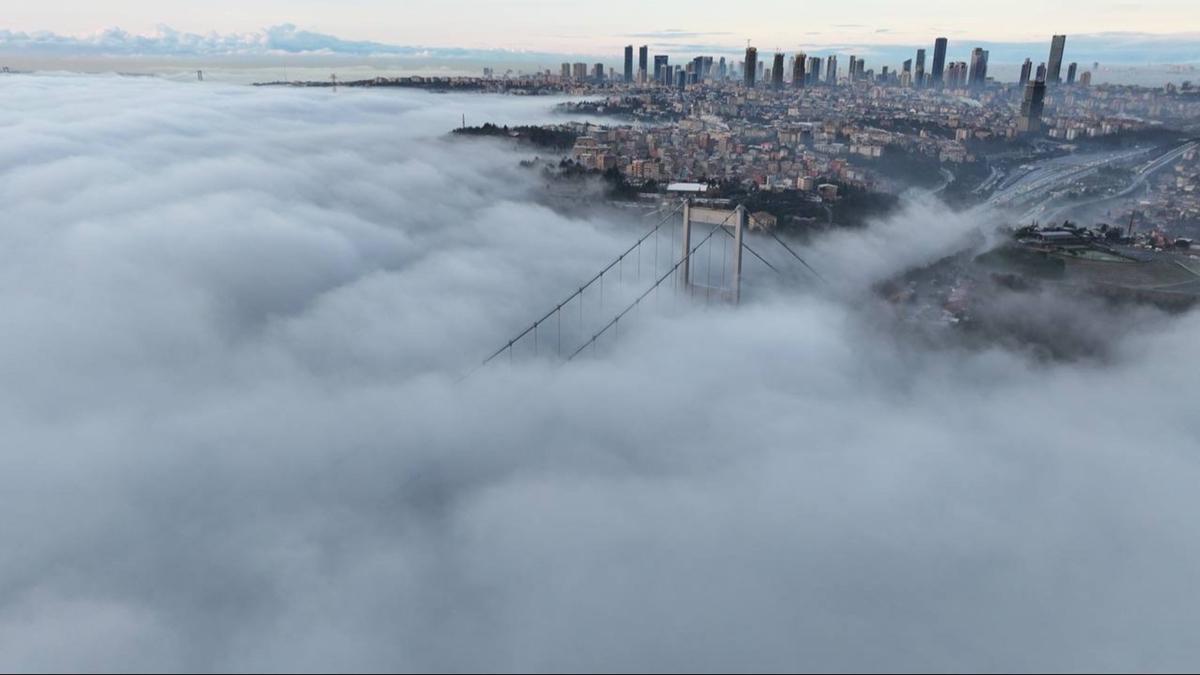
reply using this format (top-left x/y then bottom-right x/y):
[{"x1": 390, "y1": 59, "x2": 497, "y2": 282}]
[
  {"x1": 474, "y1": 200, "x2": 687, "y2": 370},
  {"x1": 567, "y1": 209, "x2": 738, "y2": 361}
]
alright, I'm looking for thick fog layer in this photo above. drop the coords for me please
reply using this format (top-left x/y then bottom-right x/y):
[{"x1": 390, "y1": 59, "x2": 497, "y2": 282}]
[{"x1": 2, "y1": 75, "x2": 1199, "y2": 673}]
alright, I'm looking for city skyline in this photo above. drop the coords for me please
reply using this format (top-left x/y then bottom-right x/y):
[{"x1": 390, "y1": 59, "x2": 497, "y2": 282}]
[{"x1": 559, "y1": 34, "x2": 1078, "y2": 89}]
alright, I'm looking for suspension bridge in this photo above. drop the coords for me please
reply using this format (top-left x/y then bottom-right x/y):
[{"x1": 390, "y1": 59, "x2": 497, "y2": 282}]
[{"x1": 467, "y1": 198, "x2": 823, "y2": 376}]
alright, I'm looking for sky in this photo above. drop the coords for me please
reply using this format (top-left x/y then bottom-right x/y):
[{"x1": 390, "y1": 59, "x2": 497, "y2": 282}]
[
  {"x1": 2, "y1": 0, "x2": 1199, "y2": 63},
  {"x1": 3, "y1": 73, "x2": 1200, "y2": 671}
]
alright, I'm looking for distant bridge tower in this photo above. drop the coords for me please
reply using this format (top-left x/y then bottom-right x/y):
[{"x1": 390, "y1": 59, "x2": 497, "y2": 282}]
[{"x1": 680, "y1": 200, "x2": 746, "y2": 304}]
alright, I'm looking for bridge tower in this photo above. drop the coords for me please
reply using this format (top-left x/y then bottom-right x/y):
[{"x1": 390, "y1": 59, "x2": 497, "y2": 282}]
[{"x1": 680, "y1": 200, "x2": 746, "y2": 303}]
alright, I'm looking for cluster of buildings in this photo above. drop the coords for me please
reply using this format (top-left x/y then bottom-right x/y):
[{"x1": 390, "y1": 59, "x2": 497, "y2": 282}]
[
  {"x1": 1139, "y1": 146, "x2": 1200, "y2": 235},
  {"x1": 562, "y1": 85, "x2": 994, "y2": 193},
  {"x1": 429, "y1": 34, "x2": 1200, "y2": 224},
  {"x1": 554, "y1": 72, "x2": 1199, "y2": 197}
]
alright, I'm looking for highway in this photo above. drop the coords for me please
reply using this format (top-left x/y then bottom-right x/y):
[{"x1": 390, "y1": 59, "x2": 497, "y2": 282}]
[
  {"x1": 978, "y1": 141, "x2": 1196, "y2": 224},
  {"x1": 1031, "y1": 141, "x2": 1197, "y2": 224},
  {"x1": 986, "y1": 147, "x2": 1151, "y2": 212}
]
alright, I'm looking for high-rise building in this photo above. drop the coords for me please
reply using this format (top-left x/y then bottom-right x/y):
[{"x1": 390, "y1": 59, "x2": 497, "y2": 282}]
[
  {"x1": 826, "y1": 55, "x2": 838, "y2": 85},
  {"x1": 624, "y1": 46, "x2": 634, "y2": 83},
  {"x1": 915, "y1": 49, "x2": 927, "y2": 88},
  {"x1": 1066, "y1": 62, "x2": 1078, "y2": 85},
  {"x1": 931, "y1": 37, "x2": 948, "y2": 87},
  {"x1": 808, "y1": 56, "x2": 822, "y2": 86},
  {"x1": 968, "y1": 48, "x2": 989, "y2": 88},
  {"x1": 792, "y1": 52, "x2": 806, "y2": 88},
  {"x1": 1019, "y1": 58, "x2": 1033, "y2": 87},
  {"x1": 772, "y1": 52, "x2": 785, "y2": 89},
  {"x1": 1036, "y1": 62, "x2": 1047, "y2": 82},
  {"x1": 946, "y1": 61, "x2": 969, "y2": 89},
  {"x1": 561, "y1": 63, "x2": 571, "y2": 80},
  {"x1": 1018, "y1": 79, "x2": 1047, "y2": 133},
  {"x1": 848, "y1": 56, "x2": 858, "y2": 83},
  {"x1": 593, "y1": 63, "x2": 605, "y2": 82},
  {"x1": 638, "y1": 45, "x2": 648, "y2": 83},
  {"x1": 573, "y1": 63, "x2": 588, "y2": 81},
  {"x1": 1079, "y1": 70, "x2": 1092, "y2": 86},
  {"x1": 903, "y1": 59, "x2": 913, "y2": 75},
  {"x1": 718, "y1": 57, "x2": 728, "y2": 80},
  {"x1": 744, "y1": 47, "x2": 758, "y2": 87},
  {"x1": 1047, "y1": 34, "x2": 1067, "y2": 84},
  {"x1": 654, "y1": 55, "x2": 670, "y2": 85}
]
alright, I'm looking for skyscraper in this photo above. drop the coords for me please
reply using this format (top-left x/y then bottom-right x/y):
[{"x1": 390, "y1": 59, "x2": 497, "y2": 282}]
[
  {"x1": 561, "y1": 63, "x2": 571, "y2": 80},
  {"x1": 1036, "y1": 62, "x2": 1047, "y2": 83},
  {"x1": 968, "y1": 48, "x2": 989, "y2": 88},
  {"x1": 1019, "y1": 58, "x2": 1033, "y2": 87},
  {"x1": 771, "y1": 53, "x2": 785, "y2": 89},
  {"x1": 638, "y1": 45, "x2": 648, "y2": 83},
  {"x1": 826, "y1": 55, "x2": 838, "y2": 85},
  {"x1": 624, "y1": 45, "x2": 634, "y2": 83},
  {"x1": 848, "y1": 56, "x2": 858, "y2": 83},
  {"x1": 946, "y1": 62, "x2": 968, "y2": 88},
  {"x1": 654, "y1": 55, "x2": 669, "y2": 85},
  {"x1": 1018, "y1": 79, "x2": 1047, "y2": 133},
  {"x1": 1047, "y1": 35, "x2": 1067, "y2": 84},
  {"x1": 744, "y1": 47, "x2": 758, "y2": 87},
  {"x1": 718, "y1": 57, "x2": 727, "y2": 81},
  {"x1": 792, "y1": 52, "x2": 806, "y2": 88},
  {"x1": 931, "y1": 37, "x2": 948, "y2": 87},
  {"x1": 915, "y1": 49, "x2": 927, "y2": 88},
  {"x1": 593, "y1": 63, "x2": 605, "y2": 82},
  {"x1": 808, "y1": 56, "x2": 822, "y2": 86},
  {"x1": 1066, "y1": 62, "x2": 1078, "y2": 85}
]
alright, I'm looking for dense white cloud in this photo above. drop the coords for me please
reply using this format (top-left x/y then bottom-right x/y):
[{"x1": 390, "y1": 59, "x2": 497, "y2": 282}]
[{"x1": 1, "y1": 74, "x2": 1199, "y2": 672}]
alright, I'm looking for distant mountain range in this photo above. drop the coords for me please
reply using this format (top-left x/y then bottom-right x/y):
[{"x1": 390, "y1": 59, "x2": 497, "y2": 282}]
[{"x1": 1, "y1": 24, "x2": 1197, "y2": 66}]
